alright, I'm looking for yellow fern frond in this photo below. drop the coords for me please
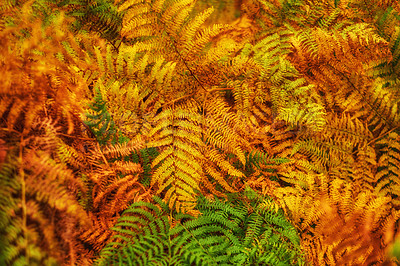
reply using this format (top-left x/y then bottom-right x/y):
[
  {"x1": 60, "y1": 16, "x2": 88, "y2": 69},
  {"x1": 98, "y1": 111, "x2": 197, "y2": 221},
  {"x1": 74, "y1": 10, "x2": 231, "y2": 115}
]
[
  {"x1": 148, "y1": 101, "x2": 204, "y2": 214},
  {"x1": 202, "y1": 145, "x2": 244, "y2": 178},
  {"x1": 204, "y1": 97, "x2": 248, "y2": 165}
]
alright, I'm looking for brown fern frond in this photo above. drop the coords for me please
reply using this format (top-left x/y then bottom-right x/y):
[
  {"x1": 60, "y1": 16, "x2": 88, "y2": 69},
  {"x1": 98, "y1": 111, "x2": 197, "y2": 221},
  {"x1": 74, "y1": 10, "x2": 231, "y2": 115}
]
[
  {"x1": 79, "y1": 212, "x2": 118, "y2": 252},
  {"x1": 0, "y1": 138, "x2": 91, "y2": 265},
  {"x1": 279, "y1": 174, "x2": 399, "y2": 265},
  {"x1": 80, "y1": 140, "x2": 150, "y2": 251}
]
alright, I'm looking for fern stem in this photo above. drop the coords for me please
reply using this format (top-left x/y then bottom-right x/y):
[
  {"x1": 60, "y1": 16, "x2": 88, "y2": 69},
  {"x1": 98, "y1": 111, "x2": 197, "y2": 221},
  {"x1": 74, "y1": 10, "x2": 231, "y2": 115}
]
[
  {"x1": 155, "y1": 11, "x2": 208, "y2": 94},
  {"x1": 57, "y1": 133, "x2": 94, "y2": 141},
  {"x1": 19, "y1": 138, "x2": 29, "y2": 264},
  {"x1": 170, "y1": 39, "x2": 208, "y2": 93},
  {"x1": 362, "y1": 125, "x2": 400, "y2": 153},
  {"x1": 162, "y1": 92, "x2": 196, "y2": 108},
  {"x1": 96, "y1": 142, "x2": 109, "y2": 166}
]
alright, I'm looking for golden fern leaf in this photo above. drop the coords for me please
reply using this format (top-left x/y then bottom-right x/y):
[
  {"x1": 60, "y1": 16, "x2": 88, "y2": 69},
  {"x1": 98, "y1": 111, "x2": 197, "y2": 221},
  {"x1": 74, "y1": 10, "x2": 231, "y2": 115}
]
[
  {"x1": 276, "y1": 172, "x2": 328, "y2": 230},
  {"x1": 235, "y1": 30, "x2": 328, "y2": 134},
  {"x1": 350, "y1": 144, "x2": 378, "y2": 186},
  {"x1": 79, "y1": 41, "x2": 180, "y2": 141},
  {"x1": 289, "y1": 111, "x2": 378, "y2": 187},
  {"x1": 182, "y1": 23, "x2": 231, "y2": 59},
  {"x1": 119, "y1": 0, "x2": 230, "y2": 64},
  {"x1": 147, "y1": 101, "x2": 204, "y2": 214},
  {"x1": 162, "y1": 0, "x2": 196, "y2": 35},
  {"x1": 294, "y1": 23, "x2": 387, "y2": 64},
  {"x1": 204, "y1": 97, "x2": 248, "y2": 165},
  {"x1": 278, "y1": 102, "x2": 326, "y2": 133},
  {"x1": 181, "y1": 6, "x2": 214, "y2": 44},
  {"x1": 119, "y1": 0, "x2": 158, "y2": 39},
  {"x1": 364, "y1": 81, "x2": 400, "y2": 135}
]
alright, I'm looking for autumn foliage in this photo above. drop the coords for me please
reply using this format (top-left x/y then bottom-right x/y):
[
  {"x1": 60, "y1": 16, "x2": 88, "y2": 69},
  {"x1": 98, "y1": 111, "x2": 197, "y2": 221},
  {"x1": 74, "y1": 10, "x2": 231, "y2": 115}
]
[{"x1": 1, "y1": 0, "x2": 400, "y2": 265}]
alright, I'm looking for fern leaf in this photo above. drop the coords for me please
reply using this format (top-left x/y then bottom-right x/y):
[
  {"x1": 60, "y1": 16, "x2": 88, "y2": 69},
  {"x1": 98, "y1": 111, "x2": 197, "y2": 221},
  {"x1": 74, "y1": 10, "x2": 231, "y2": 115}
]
[
  {"x1": 148, "y1": 102, "x2": 204, "y2": 214},
  {"x1": 375, "y1": 132, "x2": 400, "y2": 204},
  {"x1": 96, "y1": 192, "x2": 303, "y2": 265}
]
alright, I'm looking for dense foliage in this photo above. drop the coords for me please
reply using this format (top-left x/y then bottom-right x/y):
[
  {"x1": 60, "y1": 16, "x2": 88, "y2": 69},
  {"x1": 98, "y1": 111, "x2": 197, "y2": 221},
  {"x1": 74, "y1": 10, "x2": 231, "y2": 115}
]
[{"x1": 1, "y1": 0, "x2": 400, "y2": 264}]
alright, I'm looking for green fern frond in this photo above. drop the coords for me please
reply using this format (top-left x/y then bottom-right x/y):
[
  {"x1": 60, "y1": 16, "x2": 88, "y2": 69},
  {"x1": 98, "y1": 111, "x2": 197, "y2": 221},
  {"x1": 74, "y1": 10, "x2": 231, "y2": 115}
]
[
  {"x1": 96, "y1": 191, "x2": 304, "y2": 265},
  {"x1": 183, "y1": 190, "x2": 304, "y2": 265},
  {"x1": 85, "y1": 87, "x2": 123, "y2": 145},
  {"x1": 126, "y1": 147, "x2": 159, "y2": 186},
  {"x1": 95, "y1": 197, "x2": 173, "y2": 265}
]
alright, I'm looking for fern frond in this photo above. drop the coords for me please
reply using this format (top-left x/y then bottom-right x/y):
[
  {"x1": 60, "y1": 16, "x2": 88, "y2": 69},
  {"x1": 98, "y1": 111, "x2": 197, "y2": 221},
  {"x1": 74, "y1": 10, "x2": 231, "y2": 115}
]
[
  {"x1": 118, "y1": 0, "x2": 157, "y2": 39},
  {"x1": 0, "y1": 135, "x2": 91, "y2": 264},
  {"x1": 147, "y1": 101, "x2": 204, "y2": 214},
  {"x1": 95, "y1": 197, "x2": 173, "y2": 265},
  {"x1": 179, "y1": 190, "x2": 304, "y2": 265},
  {"x1": 85, "y1": 87, "x2": 122, "y2": 145},
  {"x1": 244, "y1": 30, "x2": 327, "y2": 133},
  {"x1": 204, "y1": 97, "x2": 248, "y2": 165},
  {"x1": 317, "y1": 8, "x2": 341, "y2": 29},
  {"x1": 96, "y1": 191, "x2": 304, "y2": 265},
  {"x1": 247, "y1": 0, "x2": 306, "y2": 30},
  {"x1": 295, "y1": 23, "x2": 387, "y2": 63},
  {"x1": 0, "y1": 9, "x2": 97, "y2": 263},
  {"x1": 119, "y1": 0, "x2": 231, "y2": 64},
  {"x1": 278, "y1": 102, "x2": 326, "y2": 133},
  {"x1": 181, "y1": 6, "x2": 214, "y2": 44},
  {"x1": 80, "y1": 136, "x2": 150, "y2": 252},
  {"x1": 375, "y1": 131, "x2": 400, "y2": 204},
  {"x1": 0, "y1": 12, "x2": 85, "y2": 134},
  {"x1": 279, "y1": 172, "x2": 398, "y2": 264},
  {"x1": 364, "y1": 77, "x2": 400, "y2": 134},
  {"x1": 68, "y1": 0, "x2": 123, "y2": 42},
  {"x1": 290, "y1": 112, "x2": 375, "y2": 178},
  {"x1": 245, "y1": 149, "x2": 290, "y2": 172},
  {"x1": 183, "y1": 23, "x2": 231, "y2": 59}
]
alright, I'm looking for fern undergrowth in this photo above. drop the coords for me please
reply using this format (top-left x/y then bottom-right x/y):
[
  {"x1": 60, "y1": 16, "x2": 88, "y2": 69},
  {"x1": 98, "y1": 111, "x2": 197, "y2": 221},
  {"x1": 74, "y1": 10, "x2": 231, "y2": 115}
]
[{"x1": 1, "y1": 0, "x2": 400, "y2": 265}]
